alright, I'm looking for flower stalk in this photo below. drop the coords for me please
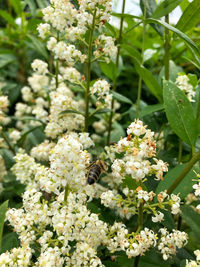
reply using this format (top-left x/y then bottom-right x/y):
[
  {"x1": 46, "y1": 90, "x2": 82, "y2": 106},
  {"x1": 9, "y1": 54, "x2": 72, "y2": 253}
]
[
  {"x1": 107, "y1": 0, "x2": 126, "y2": 145},
  {"x1": 84, "y1": 10, "x2": 97, "y2": 132},
  {"x1": 164, "y1": 14, "x2": 170, "y2": 81},
  {"x1": 167, "y1": 149, "x2": 200, "y2": 194},
  {"x1": 136, "y1": 0, "x2": 147, "y2": 118}
]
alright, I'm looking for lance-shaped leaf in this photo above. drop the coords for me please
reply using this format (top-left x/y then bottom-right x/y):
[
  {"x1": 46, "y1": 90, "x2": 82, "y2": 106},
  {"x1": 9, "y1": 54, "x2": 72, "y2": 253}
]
[
  {"x1": 145, "y1": 18, "x2": 200, "y2": 56},
  {"x1": 181, "y1": 206, "x2": 200, "y2": 239},
  {"x1": 152, "y1": 0, "x2": 182, "y2": 19},
  {"x1": 139, "y1": 103, "x2": 164, "y2": 117},
  {"x1": 132, "y1": 57, "x2": 163, "y2": 102},
  {"x1": 156, "y1": 163, "x2": 199, "y2": 199},
  {"x1": 163, "y1": 80, "x2": 197, "y2": 146},
  {"x1": 90, "y1": 108, "x2": 111, "y2": 116},
  {"x1": 111, "y1": 91, "x2": 133, "y2": 105},
  {"x1": 176, "y1": 0, "x2": 200, "y2": 32},
  {"x1": 59, "y1": 109, "x2": 85, "y2": 117},
  {"x1": 140, "y1": 0, "x2": 164, "y2": 36},
  {"x1": 0, "y1": 200, "x2": 8, "y2": 251}
]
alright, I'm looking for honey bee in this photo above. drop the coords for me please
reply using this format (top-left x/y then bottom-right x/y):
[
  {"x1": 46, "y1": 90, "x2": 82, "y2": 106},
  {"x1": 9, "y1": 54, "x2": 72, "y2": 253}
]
[{"x1": 87, "y1": 160, "x2": 107, "y2": 185}]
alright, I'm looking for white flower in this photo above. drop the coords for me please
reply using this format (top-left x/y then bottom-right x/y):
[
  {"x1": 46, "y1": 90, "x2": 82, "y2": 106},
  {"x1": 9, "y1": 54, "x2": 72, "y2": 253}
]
[
  {"x1": 176, "y1": 74, "x2": 195, "y2": 102},
  {"x1": 127, "y1": 119, "x2": 146, "y2": 136},
  {"x1": 152, "y1": 211, "x2": 164, "y2": 223},
  {"x1": 31, "y1": 59, "x2": 48, "y2": 75},
  {"x1": 193, "y1": 182, "x2": 200, "y2": 196},
  {"x1": 37, "y1": 23, "x2": 51, "y2": 39}
]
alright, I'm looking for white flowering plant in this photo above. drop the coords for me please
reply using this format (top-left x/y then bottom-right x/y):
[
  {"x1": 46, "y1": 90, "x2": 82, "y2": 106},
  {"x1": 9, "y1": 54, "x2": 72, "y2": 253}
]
[{"x1": 0, "y1": 0, "x2": 200, "y2": 267}]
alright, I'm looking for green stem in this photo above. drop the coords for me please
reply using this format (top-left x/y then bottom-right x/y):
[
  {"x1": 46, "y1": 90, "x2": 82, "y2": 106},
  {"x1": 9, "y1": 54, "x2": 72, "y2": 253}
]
[
  {"x1": 164, "y1": 14, "x2": 170, "y2": 80},
  {"x1": 1, "y1": 130, "x2": 15, "y2": 154},
  {"x1": 136, "y1": 0, "x2": 147, "y2": 118},
  {"x1": 178, "y1": 139, "x2": 182, "y2": 164},
  {"x1": 134, "y1": 255, "x2": 140, "y2": 267},
  {"x1": 137, "y1": 201, "x2": 143, "y2": 232},
  {"x1": 196, "y1": 87, "x2": 200, "y2": 119},
  {"x1": 55, "y1": 32, "x2": 60, "y2": 89},
  {"x1": 64, "y1": 184, "x2": 70, "y2": 203},
  {"x1": 84, "y1": 10, "x2": 97, "y2": 132},
  {"x1": 167, "y1": 149, "x2": 200, "y2": 195},
  {"x1": 107, "y1": 0, "x2": 126, "y2": 145}
]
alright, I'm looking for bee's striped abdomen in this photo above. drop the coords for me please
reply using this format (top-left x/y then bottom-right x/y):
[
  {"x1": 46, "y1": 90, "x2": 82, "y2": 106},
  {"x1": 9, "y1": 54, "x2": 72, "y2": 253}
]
[{"x1": 87, "y1": 164, "x2": 101, "y2": 185}]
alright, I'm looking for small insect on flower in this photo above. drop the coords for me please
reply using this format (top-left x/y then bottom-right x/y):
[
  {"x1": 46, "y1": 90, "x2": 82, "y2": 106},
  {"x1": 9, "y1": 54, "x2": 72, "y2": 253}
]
[{"x1": 87, "y1": 160, "x2": 107, "y2": 185}]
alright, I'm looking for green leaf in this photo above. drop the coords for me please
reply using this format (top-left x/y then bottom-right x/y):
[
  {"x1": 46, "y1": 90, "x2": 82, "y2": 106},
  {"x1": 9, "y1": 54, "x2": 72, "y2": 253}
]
[
  {"x1": 181, "y1": 206, "x2": 200, "y2": 239},
  {"x1": 139, "y1": 103, "x2": 164, "y2": 117},
  {"x1": 0, "y1": 54, "x2": 17, "y2": 68},
  {"x1": 59, "y1": 109, "x2": 84, "y2": 116},
  {"x1": 140, "y1": 0, "x2": 157, "y2": 17},
  {"x1": 92, "y1": 108, "x2": 111, "y2": 115},
  {"x1": 152, "y1": 0, "x2": 182, "y2": 19},
  {"x1": 1, "y1": 232, "x2": 19, "y2": 253},
  {"x1": 105, "y1": 22, "x2": 116, "y2": 37},
  {"x1": 143, "y1": 49, "x2": 157, "y2": 62},
  {"x1": 36, "y1": 0, "x2": 48, "y2": 8},
  {"x1": 0, "y1": 149, "x2": 15, "y2": 169},
  {"x1": 100, "y1": 61, "x2": 117, "y2": 81},
  {"x1": 9, "y1": 0, "x2": 22, "y2": 15},
  {"x1": 140, "y1": 0, "x2": 164, "y2": 36},
  {"x1": 27, "y1": 35, "x2": 48, "y2": 59},
  {"x1": 121, "y1": 44, "x2": 142, "y2": 62},
  {"x1": 180, "y1": 0, "x2": 190, "y2": 12},
  {"x1": 132, "y1": 57, "x2": 163, "y2": 102},
  {"x1": 159, "y1": 60, "x2": 182, "y2": 83},
  {"x1": 112, "y1": 12, "x2": 141, "y2": 20},
  {"x1": 18, "y1": 126, "x2": 43, "y2": 144},
  {"x1": 163, "y1": 80, "x2": 197, "y2": 145},
  {"x1": 156, "y1": 163, "x2": 199, "y2": 199},
  {"x1": 0, "y1": 10, "x2": 16, "y2": 27},
  {"x1": 0, "y1": 200, "x2": 9, "y2": 251},
  {"x1": 176, "y1": 0, "x2": 200, "y2": 32},
  {"x1": 146, "y1": 18, "x2": 200, "y2": 56},
  {"x1": 111, "y1": 90, "x2": 133, "y2": 105},
  {"x1": 24, "y1": 0, "x2": 37, "y2": 17},
  {"x1": 188, "y1": 73, "x2": 198, "y2": 88},
  {"x1": 111, "y1": 122, "x2": 125, "y2": 143}
]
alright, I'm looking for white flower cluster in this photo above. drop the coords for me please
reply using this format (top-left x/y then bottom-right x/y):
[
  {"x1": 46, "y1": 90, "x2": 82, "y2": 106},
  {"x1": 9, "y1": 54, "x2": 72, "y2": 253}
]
[
  {"x1": 100, "y1": 185, "x2": 181, "y2": 220},
  {"x1": 38, "y1": 0, "x2": 116, "y2": 64},
  {"x1": 176, "y1": 74, "x2": 195, "y2": 102},
  {"x1": 94, "y1": 34, "x2": 117, "y2": 62},
  {"x1": 0, "y1": 246, "x2": 33, "y2": 266},
  {"x1": 11, "y1": 149, "x2": 41, "y2": 188},
  {"x1": 0, "y1": 95, "x2": 10, "y2": 125},
  {"x1": 0, "y1": 155, "x2": 6, "y2": 181},
  {"x1": 5, "y1": 118, "x2": 188, "y2": 265},
  {"x1": 105, "y1": 120, "x2": 168, "y2": 184},
  {"x1": 9, "y1": 129, "x2": 21, "y2": 144},
  {"x1": 90, "y1": 79, "x2": 112, "y2": 108},
  {"x1": 60, "y1": 66, "x2": 82, "y2": 84},
  {"x1": 158, "y1": 228, "x2": 188, "y2": 260},
  {"x1": 15, "y1": 67, "x2": 49, "y2": 130},
  {"x1": 31, "y1": 59, "x2": 48, "y2": 75},
  {"x1": 30, "y1": 140, "x2": 56, "y2": 161},
  {"x1": 45, "y1": 84, "x2": 84, "y2": 138}
]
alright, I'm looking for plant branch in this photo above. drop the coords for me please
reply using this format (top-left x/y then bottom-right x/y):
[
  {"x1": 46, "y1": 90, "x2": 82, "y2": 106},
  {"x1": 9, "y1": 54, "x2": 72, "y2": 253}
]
[
  {"x1": 1, "y1": 130, "x2": 15, "y2": 154},
  {"x1": 84, "y1": 10, "x2": 97, "y2": 132},
  {"x1": 56, "y1": 32, "x2": 60, "y2": 89},
  {"x1": 136, "y1": 0, "x2": 147, "y2": 118},
  {"x1": 167, "y1": 149, "x2": 200, "y2": 195},
  {"x1": 165, "y1": 14, "x2": 170, "y2": 80},
  {"x1": 107, "y1": 0, "x2": 126, "y2": 145}
]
